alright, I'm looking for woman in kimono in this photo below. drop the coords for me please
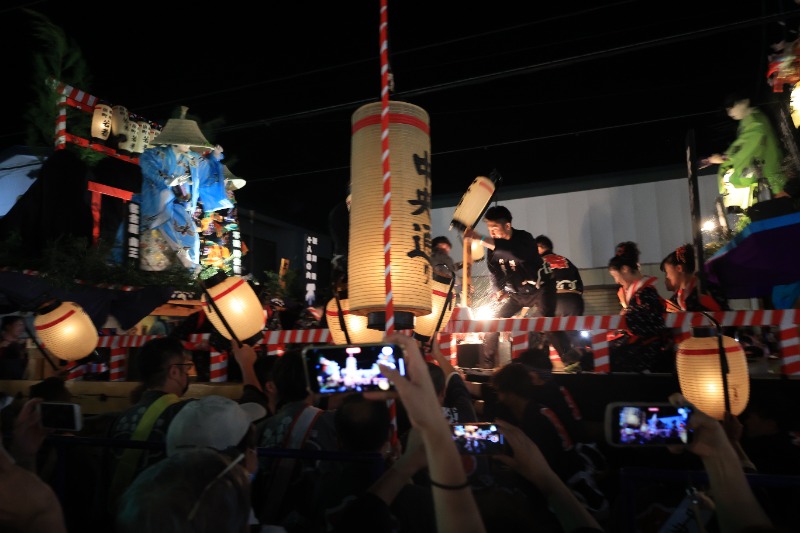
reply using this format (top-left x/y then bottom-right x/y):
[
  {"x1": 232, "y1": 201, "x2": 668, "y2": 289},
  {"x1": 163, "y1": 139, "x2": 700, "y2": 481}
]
[
  {"x1": 661, "y1": 244, "x2": 729, "y2": 312},
  {"x1": 607, "y1": 246, "x2": 673, "y2": 373}
]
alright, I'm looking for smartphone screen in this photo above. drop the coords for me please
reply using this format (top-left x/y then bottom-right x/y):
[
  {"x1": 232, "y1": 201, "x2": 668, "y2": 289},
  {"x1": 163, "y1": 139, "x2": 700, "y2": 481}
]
[
  {"x1": 451, "y1": 423, "x2": 506, "y2": 455},
  {"x1": 39, "y1": 402, "x2": 82, "y2": 432},
  {"x1": 303, "y1": 343, "x2": 405, "y2": 395},
  {"x1": 606, "y1": 402, "x2": 693, "y2": 447}
]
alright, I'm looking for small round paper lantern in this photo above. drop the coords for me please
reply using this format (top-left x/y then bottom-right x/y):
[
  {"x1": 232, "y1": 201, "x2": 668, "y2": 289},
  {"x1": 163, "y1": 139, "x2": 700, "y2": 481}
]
[
  {"x1": 348, "y1": 101, "x2": 432, "y2": 329},
  {"x1": 450, "y1": 176, "x2": 496, "y2": 232},
  {"x1": 134, "y1": 121, "x2": 151, "y2": 154},
  {"x1": 468, "y1": 237, "x2": 485, "y2": 262},
  {"x1": 676, "y1": 327, "x2": 750, "y2": 420},
  {"x1": 325, "y1": 298, "x2": 384, "y2": 345},
  {"x1": 201, "y1": 275, "x2": 265, "y2": 342},
  {"x1": 117, "y1": 121, "x2": 139, "y2": 156},
  {"x1": 414, "y1": 271, "x2": 457, "y2": 343},
  {"x1": 34, "y1": 301, "x2": 98, "y2": 361}
]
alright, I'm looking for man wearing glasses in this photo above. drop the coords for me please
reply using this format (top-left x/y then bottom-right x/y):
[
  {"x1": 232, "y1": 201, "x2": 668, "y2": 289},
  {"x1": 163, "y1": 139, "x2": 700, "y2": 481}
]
[{"x1": 105, "y1": 337, "x2": 198, "y2": 514}]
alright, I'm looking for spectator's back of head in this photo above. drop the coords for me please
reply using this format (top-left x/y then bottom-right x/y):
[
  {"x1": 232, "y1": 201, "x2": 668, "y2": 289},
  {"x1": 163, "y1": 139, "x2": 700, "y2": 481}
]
[
  {"x1": 272, "y1": 349, "x2": 309, "y2": 404},
  {"x1": 137, "y1": 337, "x2": 186, "y2": 389},
  {"x1": 426, "y1": 362, "x2": 446, "y2": 397},
  {"x1": 334, "y1": 394, "x2": 391, "y2": 452},
  {"x1": 515, "y1": 348, "x2": 553, "y2": 379},
  {"x1": 431, "y1": 236, "x2": 452, "y2": 250},
  {"x1": 116, "y1": 447, "x2": 250, "y2": 533},
  {"x1": 534, "y1": 235, "x2": 553, "y2": 252},
  {"x1": 492, "y1": 363, "x2": 536, "y2": 398}
]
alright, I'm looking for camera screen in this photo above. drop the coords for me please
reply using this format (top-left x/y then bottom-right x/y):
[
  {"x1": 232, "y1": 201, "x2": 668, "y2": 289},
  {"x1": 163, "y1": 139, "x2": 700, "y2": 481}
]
[
  {"x1": 304, "y1": 344, "x2": 405, "y2": 394},
  {"x1": 451, "y1": 423, "x2": 505, "y2": 455},
  {"x1": 40, "y1": 402, "x2": 80, "y2": 431},
  {"x1": 613, "y1": 404, "x2": 692, "y2": 446}
]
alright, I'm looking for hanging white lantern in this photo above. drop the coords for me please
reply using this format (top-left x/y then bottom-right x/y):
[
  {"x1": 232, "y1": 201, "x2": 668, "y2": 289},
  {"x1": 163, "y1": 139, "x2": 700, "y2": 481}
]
[
  {"x1": 34, "y1": 301, "x2": 98, "y2": 361},
  {"x1": 117, "y1": 121, "x2": 139, "y2": 156},
  {"x1": 676, "y1": 327, "x2": 750, "y2": 420},
  {"x1": 413, "y1": 271, "x2": 456, "y2": 342},
  {"x1": 134, "y1": 121, "x2": 151, "y2": 154},
  {"x1": 90, "y1": 103, "x2": 113, "y2": 145},
  {"x1": 450, "y1": 175, "x2": 497, "y2": 232},
  {"x1": 201, "y1": 274, "x2": 265, "y2": 342},
  {"x1": 348, "y1": 101, "x2": 432, "y2": 330},
  {"x1": 325, "y1": 297, "x2": 384, "y2": 345}
]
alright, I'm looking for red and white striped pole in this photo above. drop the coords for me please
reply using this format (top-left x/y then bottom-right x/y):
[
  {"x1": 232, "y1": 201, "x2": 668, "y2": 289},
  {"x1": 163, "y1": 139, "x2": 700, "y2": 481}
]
[{"x1": 379, "y1": 0, "x2": 398, "y2": 445}]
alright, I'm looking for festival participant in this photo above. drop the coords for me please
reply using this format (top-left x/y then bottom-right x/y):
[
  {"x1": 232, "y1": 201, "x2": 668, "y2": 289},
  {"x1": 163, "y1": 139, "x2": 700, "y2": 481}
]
[
  {"x1": 608, "y1": 245, "x2": 674, "y2": 373},
  {"x1": 661, "y1": 244, "x2": 729, "y2": 312},
  {"x1": 464, "y1": 206, "x2": 555, "y2": 368},
  {"x1": 138, "y1": 106, "x2": 232, "y2": 273},
  {"x1": 700, "y1": 91, "x2": 789, "y2": 213}
]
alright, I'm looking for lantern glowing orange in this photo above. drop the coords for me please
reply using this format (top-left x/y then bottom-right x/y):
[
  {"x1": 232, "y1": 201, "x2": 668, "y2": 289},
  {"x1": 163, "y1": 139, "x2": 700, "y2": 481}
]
[
  {"x1": 413, "y1": 271, "x2": 456, "y2": 343},
  {"x1": 34, "y1": 301, "x2": 98, "y2": 361},
  {"x1": 325, "y1": 297, "x2": 385, "y2": 345},
  {"x1": 201, "y1": 274, "x2": 265, "y2": 342},
  {"x1": 676, "y1": 327, "x2": 750, "y2": 420}
]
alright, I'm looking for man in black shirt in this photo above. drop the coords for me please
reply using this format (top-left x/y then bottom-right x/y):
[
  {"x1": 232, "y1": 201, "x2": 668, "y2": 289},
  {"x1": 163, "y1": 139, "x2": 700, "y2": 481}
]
[{"x1": 465, "y1": 206, "x2": 555, "y2": 368}]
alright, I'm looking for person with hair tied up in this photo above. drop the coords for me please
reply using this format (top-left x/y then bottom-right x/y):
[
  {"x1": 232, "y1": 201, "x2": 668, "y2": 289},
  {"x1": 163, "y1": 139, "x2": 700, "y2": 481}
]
[
  {"x1": 607, "y1": 244, "x2": 674, "y2": 374},
  {"x1": 661, "y1": 244, "x2": 729, "y2": 313}
]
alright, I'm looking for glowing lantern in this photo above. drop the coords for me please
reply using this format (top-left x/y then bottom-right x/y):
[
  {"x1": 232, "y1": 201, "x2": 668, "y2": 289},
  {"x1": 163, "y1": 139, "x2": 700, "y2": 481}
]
[
  {"x1": 34, "y1": 301, "x2": 98, "y2": 361},
  {"x1": 200, "y1": 274, "x2": 265, "y2": 342},
  {"x1": 325, "y1": 297, "x2": 384, "y2": 345},
  {"x1": 348, "y1": 101, "x2": 432, "y2": 330},
  {"x1": 450, "y1": 174, "x2": 498, "y2": 232},
  {"x1": 676, "y1": 326, "x2": 750, "y2": 420},
  {"x1": 90, "y1": 103, "x2": 113, "y2": 145},
  {"x1": 413, "y1": 271, "x2": 457, "y2": 343}
]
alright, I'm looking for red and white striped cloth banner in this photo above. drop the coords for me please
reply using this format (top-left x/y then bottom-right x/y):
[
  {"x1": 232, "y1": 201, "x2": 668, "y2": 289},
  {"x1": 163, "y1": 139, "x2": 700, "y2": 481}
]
[
  {"x1": 209, "y1": 348, "x2": 227, "y2": 382},
  {"x1": 109, "y1": 336, "x2": 127, "y2": 382},
  {"x1": 591, "y1": 332, "x2": 611, "y2": 373},
  {"x1": 511, "y1": 333, "x2": 528, "y2": 360},
  {"x1": 779, "y1": 324, "x2": 800, "y2": 376},
  {"x1": 65, "y1": 364, "x2": 87, "y2": 382},
  {"x1": 436, "y1": 333, "x2": 455, "y2": 365},
  {"x1": 53, "y1": 79, "x2": 98, "y2": 110}
]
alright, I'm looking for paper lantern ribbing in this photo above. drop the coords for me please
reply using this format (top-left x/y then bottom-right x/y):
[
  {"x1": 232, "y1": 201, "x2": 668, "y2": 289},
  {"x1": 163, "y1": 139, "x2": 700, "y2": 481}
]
[
  {"x1": 676, "y1": 330, "x2": 750, "y2": 420},
  {"x1": 348, "y1": 101, "x2": 432, "y2": 326},
  {"x1": 450, "y1": 176, "x2": 496, "y2": 232},
  {"x1": 91, "y1": 104, "x2": 113, "y2": 144},
  {"x1": 34, "y1": 301, "x2": 98, "y2": 361},
  {"x1": 413, "y1": 271, "x2": 457, "y2": 342},
  {"x1": 325, "y1": 298, "x2": 385, "y2": 345},
  {"x1": 201, "y1": 275, "x2": 266, "y2": 341}
]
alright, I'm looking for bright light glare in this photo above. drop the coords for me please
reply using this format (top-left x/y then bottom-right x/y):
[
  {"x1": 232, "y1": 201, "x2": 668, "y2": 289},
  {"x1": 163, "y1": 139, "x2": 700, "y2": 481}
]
[
  {"x1": 580, "y1": 330, "x2": 590, "y2": 338},
  {"x1": 701, "y1": 219, "x2": 717, "y2": 233},
  {"x1": 474, "y1": 304, "x2": 497, "y2": 320}
]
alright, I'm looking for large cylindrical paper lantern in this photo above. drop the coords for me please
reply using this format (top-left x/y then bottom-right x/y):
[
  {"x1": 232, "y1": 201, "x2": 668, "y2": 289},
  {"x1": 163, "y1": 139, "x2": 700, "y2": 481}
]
[
  {"x1": 450, "y1": 176, "x2": 496, "y2": 232},
  {"x1": 676, "y1": 328, "x2": 750, "y2": 420},
  {"x1": 348, "y1": 101, "x2": 432, "y2": 328},
  {"x1": 91, "y1": 103, "x2": 113, "y2": 144},
  {"x1": 111, "y1": 105, "x2": 129, "y2": 139},
  {"x1": 34, "y1": 301, "x2": 98, "y2": 361},
  {"x1": 413, "y1": 271, "x2": 456, "y2": 342},
  {"x1": 117, "y1": 121, "x2": 139, "y2": 156},
  {"x1": 201, "y1": 275, "x2": 266, "y2": 341},
  {"x1": 134, "y1": 121, "x2": 151, "y2": 154},
  {"x1": 325, "y1": 298, "x2": 384, "y2": 345}
]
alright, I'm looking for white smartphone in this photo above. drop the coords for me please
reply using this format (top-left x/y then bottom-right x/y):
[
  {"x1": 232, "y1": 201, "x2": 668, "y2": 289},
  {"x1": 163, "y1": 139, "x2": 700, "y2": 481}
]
[{"x1": 38, "y1": 401, "x2": 83, "y2": 432}]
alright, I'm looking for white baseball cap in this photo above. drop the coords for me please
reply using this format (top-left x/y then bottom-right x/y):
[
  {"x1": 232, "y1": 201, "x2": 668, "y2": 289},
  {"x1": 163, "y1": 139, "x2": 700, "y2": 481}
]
[{"x1": 166, "y1": 395, "x2": 266, "y2": 456}]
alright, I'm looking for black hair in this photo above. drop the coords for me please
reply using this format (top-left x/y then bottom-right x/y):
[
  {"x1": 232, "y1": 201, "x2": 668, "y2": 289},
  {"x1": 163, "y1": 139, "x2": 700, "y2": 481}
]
[
  {"x1": 271, "y1": 349, "x2": 309, "y2": 404},
  {"x1": 614, "y1": 241, "x2": 640, "y2": 262},
  {"x1": 662, "y1": 243, "x2": 694, "y2": 271},
  {"x1": 426, "y1": 361, "x2": 446, "y2": 396},
  {"x1": 535, "y1": 235, "x2": 553, "y2": 251},
  {"x1": 610, "y1": 241, "x2": 641, "y2": 272},
  {"x1": 1, "y1": 315, "x2": 23, "y2": 331},
  {"x1": 334, "y1": 394, "x2": 391, "y2": 452},
  {"x1": 431, "y1": 236, "x2": 452, "y2": 249},
  {"x1": 491, "y1": 363, "x2": 536, "y2": 398},
  {"x1": 30, "y1": 377, "x2": 71, "y2": 402},
  {"x1": 515, "y1": 348, "x2": 553, "y2": 375},
  {"x1": 137, "y1": 337, "x2": 186, "y2": 389},
  {"x1": 723, "y1": 89, "x2": 751, "y2": 110},
  {"x1": 484, "y1": 205, "x2": 512, "y2": 224}
]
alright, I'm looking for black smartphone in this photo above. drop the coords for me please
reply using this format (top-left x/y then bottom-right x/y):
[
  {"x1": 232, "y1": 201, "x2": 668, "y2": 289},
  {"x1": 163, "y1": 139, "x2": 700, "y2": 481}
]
[
  {"x1": 302, "y1": 343, "x2": 406, "y2": 395},
  {"x1": 38, "y1": 401, "x2": 83, "y2": 432},
  {"x1": 451, "y1": 422, "x2": 506, "y2": 455},
  {"x1": 605, "y1": 402, "x2": 693, "y2": 447}
]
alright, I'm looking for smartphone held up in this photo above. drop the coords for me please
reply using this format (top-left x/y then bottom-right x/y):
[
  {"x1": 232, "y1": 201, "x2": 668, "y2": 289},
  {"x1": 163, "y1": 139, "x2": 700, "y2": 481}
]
[
  {"x1": 605, "y1": 402, "x2": 693, "y2": 447},
  {"x1": 37, "y1": 401, "x2": 83, "y2": 432},
  {"x1": 302, "y1": 343, "x2": 406, "y2": 395},
  {"x1": 451, "y1": 422, "x2": 507, "y2": 455}
]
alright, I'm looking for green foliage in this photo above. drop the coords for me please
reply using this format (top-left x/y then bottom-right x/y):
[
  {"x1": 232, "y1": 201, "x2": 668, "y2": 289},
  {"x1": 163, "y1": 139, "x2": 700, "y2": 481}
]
[
  {"x1": 0, "y1": 232, "x2": 197, "y2": 293},
  {"x1": 22, "y1": 9, "x2": 103, "y2": 166}
]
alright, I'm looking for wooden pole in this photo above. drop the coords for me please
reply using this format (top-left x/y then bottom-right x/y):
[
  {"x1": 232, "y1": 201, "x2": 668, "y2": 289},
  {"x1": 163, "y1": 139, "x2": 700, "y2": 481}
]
[{"x1": 462, "y1": 237, "x2": 473, "y2": 308}]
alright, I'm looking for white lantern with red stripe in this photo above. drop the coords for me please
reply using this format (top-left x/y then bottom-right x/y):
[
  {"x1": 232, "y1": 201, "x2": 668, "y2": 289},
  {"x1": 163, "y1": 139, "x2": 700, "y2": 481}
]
[
  {"x1": 325, "y1": 298, "x2": 384, "y2": 345},
  {"x1": 450, "y1": 175, "x2": 497, "y2": 232},
  {"x1": 676, "y1": 327, "x2": 749, "y2": 420},
  {"x1": 201, "y1": 274, "x2": 265, "y2": 342},
  {"x1": 413, "y1": 271, "x2": 456, "y2": 342},
  {"x1": 34, "y1": 301, "x2": 98, "y2": 361}
]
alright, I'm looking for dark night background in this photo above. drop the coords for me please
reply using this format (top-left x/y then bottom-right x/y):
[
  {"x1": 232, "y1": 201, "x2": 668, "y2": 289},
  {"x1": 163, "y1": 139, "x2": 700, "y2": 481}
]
[{"x1": 3, "y1": 0, "x2": 800, "y2": 232}]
